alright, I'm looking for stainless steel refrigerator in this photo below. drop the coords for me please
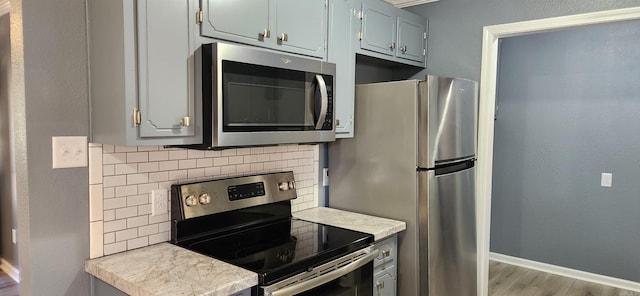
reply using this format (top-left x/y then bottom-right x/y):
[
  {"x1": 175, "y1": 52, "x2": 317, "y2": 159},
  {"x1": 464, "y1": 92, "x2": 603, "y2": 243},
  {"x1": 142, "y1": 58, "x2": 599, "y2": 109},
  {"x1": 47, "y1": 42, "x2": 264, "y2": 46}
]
[{"x1": 328, "y1": 76, "x2": 477, "y2": 296}]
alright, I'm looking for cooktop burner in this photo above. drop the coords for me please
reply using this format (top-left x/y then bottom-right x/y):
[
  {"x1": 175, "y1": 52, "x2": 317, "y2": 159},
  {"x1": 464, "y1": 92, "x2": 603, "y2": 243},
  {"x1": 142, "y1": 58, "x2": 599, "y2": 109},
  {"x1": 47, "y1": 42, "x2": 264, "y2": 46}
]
[
  {"x1": 170, "y1": 172, "x2": 374, "y2": 286},
  {"x1": 181, "y1": 218, "x2": 371, "y2": 285}
]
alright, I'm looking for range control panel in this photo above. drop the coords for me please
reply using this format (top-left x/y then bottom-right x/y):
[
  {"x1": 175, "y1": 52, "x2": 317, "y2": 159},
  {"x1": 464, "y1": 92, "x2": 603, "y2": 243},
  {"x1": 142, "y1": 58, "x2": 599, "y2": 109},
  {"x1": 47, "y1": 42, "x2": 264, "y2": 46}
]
[{"x1": 171, "y1": 171, "x2": 297, "y2": 219}]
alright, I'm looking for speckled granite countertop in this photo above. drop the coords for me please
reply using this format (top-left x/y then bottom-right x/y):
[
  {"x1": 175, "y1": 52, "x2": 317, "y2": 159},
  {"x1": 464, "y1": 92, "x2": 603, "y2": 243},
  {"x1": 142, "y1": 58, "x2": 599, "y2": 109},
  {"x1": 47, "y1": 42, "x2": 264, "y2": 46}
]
[
  {"x1": 85, "y1": 242, "x2": 257, "y2": 296},
  {"x1": 293, "y1": 207, "x2": 406, "y2": 241}
]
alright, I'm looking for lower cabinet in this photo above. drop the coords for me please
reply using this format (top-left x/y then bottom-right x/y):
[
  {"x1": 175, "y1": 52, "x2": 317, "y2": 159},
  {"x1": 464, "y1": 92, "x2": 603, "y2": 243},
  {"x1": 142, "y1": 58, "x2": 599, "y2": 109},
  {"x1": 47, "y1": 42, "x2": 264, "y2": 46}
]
[{"x1": 372, "y1": 234, "x2": 398, "y2": 296}]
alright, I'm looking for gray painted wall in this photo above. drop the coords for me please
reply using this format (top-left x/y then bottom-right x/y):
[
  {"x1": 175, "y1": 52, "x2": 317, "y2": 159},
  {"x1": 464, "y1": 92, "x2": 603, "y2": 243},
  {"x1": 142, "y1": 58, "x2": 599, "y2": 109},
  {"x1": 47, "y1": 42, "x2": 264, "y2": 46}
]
[
  {"x1": 11, "y1": 0, "x2": 90, "y2": 294},
  {"x1": 406, "y1": 0, "x2": 640, "y2": 82},
  {"x1": 491, "y1": 20, "x2": 640, "y2": 282},
  {"x1": 0, "y1": 12, "x2": 16, "y2": 267}
]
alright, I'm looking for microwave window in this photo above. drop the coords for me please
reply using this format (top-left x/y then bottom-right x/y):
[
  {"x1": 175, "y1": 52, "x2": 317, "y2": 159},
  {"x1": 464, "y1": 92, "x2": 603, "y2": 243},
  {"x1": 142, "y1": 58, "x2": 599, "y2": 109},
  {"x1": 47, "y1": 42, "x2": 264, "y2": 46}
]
[{"x1": 222, "y1": 60, "x2": 316, "y2": 132}]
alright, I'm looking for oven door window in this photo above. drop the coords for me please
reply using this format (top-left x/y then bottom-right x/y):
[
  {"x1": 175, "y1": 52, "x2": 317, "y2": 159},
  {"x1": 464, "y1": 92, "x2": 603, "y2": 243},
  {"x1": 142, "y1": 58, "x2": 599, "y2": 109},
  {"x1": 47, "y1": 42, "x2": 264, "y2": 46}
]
[{"x1": 222, "y1": 60, "x2": 320, "y2": 132}]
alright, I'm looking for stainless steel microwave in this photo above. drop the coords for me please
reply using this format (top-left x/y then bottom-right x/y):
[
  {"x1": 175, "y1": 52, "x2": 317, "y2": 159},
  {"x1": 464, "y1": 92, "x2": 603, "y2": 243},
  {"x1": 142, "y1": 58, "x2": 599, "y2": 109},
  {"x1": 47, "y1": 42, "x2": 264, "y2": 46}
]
[{"x1": 189, "y1": 42, "x2": 336, "y2": 149}]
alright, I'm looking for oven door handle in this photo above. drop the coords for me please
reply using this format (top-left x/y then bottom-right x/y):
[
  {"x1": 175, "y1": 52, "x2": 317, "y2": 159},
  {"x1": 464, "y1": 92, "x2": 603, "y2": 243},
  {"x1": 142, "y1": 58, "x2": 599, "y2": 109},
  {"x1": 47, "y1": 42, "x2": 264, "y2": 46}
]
[
  {"x1": 314, "y1": 74, "x2": 329, "y2": 130},
  {"x1": 270, "y1": 249, "x2": 379, "y2": 296}
]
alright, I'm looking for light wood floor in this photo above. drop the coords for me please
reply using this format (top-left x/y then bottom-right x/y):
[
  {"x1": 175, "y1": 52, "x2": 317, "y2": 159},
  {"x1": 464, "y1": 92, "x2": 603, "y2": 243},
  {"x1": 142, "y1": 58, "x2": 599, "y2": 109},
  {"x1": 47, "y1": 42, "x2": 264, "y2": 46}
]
[
  {"x1": 0, "y1": 270, "x2": 18, "y2": 296},
  {"x1": 489, "y1": 260, "x2": 640, "y2": 296}
]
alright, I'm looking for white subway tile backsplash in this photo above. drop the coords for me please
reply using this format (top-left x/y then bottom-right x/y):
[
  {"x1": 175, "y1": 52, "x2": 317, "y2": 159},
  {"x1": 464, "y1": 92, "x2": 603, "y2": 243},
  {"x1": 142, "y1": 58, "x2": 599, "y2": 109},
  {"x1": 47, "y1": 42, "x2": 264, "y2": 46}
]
[
  {"x1": 127, "y1": 194, "x2": 149, "y2": 207},
  {"x1": 149, "y1": 151, "x2": 169, "y2": 162},
  {"x1": 115, "y1": 206, "x2": 138, "y2": 220},
  {"x1": 103, "y1": 175, "x2": 127, "y2": 188},
  {"x1": 138, "y1": 162, "x2": 159, "y2": 173},
  {"x1": 115, "y1": 185, "x2": 137, "y2": 197},
  {"x1": 115, "y1": 228, "x2": 137, "y2": 242},
  {"x1": 115, "y1": 146, "x2": 138, "y2": 153},
  {"x1": 90, "y1": 144, "x2": 320, "y2": 257},
  {"x1": 104, "y1": 197, "x2": 126, "y2": 210},
  {"x1": 127, "y1": 237, "x2": 148, "y2": 250},
  {"x1": 138, "y1": 224, "x2": 158, "y2": 236},
  {"x1": 168, "y1": 150, "x2": 188, "y2": 160},
  {"x1": 149, "y1": 232, "x2": 170, "y2": 245},
  {"x1": 104, "y1": 219, "x2": 127, "y2": 233},
  {"x1": 104, "y1": 232, "x2": 115, "y2": 244},
  {"x1": 103, "y1": 164, "x2": 115, "y2": 176},
  {"x1": 187, "y1": 150, "x2": 205, "y2": 159},
  {"x1": 115, "y1": 163, "x2": 137, "y2": 175},
  {"x1": 104, "y1": 241, "x2": 126, "y2": 256},
  {"x1": 127, "y1": 216, "x2": 148, "y2": 228}
]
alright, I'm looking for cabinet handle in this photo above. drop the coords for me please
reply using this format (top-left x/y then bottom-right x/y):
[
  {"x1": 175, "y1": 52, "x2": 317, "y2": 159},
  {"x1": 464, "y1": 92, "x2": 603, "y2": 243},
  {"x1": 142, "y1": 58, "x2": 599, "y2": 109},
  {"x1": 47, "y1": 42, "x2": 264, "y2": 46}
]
[
  {"x1": 381, "y1": 249, "x2": 391, "y2": 258},
  {"x1": 258, "y1": 29, "x2": 270, "y2": 40},
  {"x1": 180, "y1": 117, "x2": 190, "y2": 127},
  {"x1": 400, "y1": 46, "x2": 407, "y2": 54},
  {"x1": 278, "y1": 33, "x2": 288, "y2": 42},
  {"x1": 376, "y1": 281, "x2": 385, "y2": 289},
  {"x1": 389, "y1": 42, "x2": 396, "y2": 50}
]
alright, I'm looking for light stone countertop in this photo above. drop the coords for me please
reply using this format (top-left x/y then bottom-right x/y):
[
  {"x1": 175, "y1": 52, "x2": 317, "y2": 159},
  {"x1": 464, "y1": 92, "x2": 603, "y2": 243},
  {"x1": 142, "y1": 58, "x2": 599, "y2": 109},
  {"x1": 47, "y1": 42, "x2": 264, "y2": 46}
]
[
  {"x1": 85, "y1": 242, "x2": 257, "y2": 296},
  {"x1": 293, "y1": 207, "x2": 406, "y2": 241}
]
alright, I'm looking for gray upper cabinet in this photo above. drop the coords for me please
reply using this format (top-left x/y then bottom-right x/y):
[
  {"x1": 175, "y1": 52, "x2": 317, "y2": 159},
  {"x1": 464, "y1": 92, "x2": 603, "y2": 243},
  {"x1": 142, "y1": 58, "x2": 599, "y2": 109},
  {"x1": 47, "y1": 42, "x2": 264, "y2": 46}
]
[
  {"x1": 88, "y1": 0, "x2": 201, "y2": 146},
  {"x1": 201, "y1": 0, "x2": 270, "y2": 47},
  {"x1": 361, "y1": 0, "x2": 397, "y2": 56},
  {"x1": 357, "y1": 0, "x2": 427, "y2": 67},
  {"x1": 200, "y1": 0, "x2": 328, "y2": 59}
]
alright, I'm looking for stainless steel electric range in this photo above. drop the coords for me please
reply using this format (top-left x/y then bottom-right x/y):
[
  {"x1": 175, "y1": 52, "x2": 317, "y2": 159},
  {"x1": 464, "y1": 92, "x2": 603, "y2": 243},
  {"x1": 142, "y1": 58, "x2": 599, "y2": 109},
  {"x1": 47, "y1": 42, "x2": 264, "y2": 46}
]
[{"x1": 171, "y1": 171, "x2": 377, "y2": 296}]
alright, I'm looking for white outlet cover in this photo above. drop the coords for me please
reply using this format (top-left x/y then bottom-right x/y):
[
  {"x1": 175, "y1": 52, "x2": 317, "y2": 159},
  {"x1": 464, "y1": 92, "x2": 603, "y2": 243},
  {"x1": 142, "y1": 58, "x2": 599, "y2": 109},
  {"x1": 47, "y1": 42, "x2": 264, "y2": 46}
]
[
  {"x1": 152, "y1": 189, "x2": 168, "y2": 216},
  {"x1": 52, "y1": 136, "x2": 88, "y2": 168}
]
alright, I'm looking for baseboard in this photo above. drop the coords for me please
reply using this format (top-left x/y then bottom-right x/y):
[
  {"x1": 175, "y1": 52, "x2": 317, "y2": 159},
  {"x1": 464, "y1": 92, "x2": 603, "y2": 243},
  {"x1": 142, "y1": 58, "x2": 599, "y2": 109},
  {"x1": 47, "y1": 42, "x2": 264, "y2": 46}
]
[
  {"x1": 489, "y1": 252, "x2": 640, "y2": 293},
  {"x1": 0, "y1": 258, "x2": 19, "y2": 283}
]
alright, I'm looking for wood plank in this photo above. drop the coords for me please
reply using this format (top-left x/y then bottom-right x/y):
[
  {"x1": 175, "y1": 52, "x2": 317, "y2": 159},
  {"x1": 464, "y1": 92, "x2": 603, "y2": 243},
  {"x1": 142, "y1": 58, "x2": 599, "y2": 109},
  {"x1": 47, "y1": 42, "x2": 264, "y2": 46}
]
[{"x1": 489, "y1": 262, "x2": 529, "y2": 296}]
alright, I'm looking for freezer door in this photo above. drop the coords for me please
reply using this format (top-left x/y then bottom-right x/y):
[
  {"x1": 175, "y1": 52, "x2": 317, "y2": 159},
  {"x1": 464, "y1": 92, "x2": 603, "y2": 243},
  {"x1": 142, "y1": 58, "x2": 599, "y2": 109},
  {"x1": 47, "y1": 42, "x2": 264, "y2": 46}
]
[
  {"x1": 418, "y1": 76, "x2": 478, "y2": 167},
  {"x1": 418, "y1": 164, "x2": 477, "y2": 296}
]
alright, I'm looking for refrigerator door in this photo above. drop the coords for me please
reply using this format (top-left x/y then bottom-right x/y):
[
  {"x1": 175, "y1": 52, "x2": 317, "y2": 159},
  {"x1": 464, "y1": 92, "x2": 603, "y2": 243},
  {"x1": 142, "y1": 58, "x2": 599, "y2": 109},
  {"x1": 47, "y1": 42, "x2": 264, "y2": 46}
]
[
  {"x1": 418, "y1": 162, "x2": 477, "y2": 296},
  {"x1": 418, "y1": 76, "x2": 478, "y2": 168}
]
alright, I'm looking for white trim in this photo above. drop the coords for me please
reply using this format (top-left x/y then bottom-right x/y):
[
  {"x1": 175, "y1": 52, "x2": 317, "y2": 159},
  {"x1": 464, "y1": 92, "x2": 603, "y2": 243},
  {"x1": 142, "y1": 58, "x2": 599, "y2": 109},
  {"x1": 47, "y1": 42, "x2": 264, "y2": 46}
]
[
  {"x1": 477, "y1": 6, "x2": 640, "y2": 296},
  {"x1": 1, "y1": 258, "x2": 19, "y2": 283},
  {"x1": 490, "y1": 252, "x2": 640, "y2": 293},
  {"x1": 385, "y1": 0, "x2": 439, "y2": 8}
]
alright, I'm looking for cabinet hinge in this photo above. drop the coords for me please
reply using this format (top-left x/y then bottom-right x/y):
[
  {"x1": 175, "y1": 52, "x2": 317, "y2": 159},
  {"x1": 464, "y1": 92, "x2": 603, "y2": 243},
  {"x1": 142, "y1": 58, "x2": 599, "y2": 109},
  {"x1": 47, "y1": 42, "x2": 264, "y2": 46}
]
[
  {"x1": 324, "y1": 40, "x2": 327, "y2": 50},
  {"x1": 358, "y1": 10, "x2": 363, "y2": 20},
  {"x1": 424, "y1": 32, "x2": 427, "y2": 39},
  {"x1": 358, "y1": 32, "x2": 363, "y2": 40},
  {"x1": 423, "y1": 49, "x2": 426, "y2": 56},
  {"x1": 196, "y1": 10, "x2": 203, "y2": 25},
  {"x1": 324, "y1": 0, "x2": 328, "y2": 7},
  {"x1": 133, "y1": 108, "x2": 141, "y2": 127}
]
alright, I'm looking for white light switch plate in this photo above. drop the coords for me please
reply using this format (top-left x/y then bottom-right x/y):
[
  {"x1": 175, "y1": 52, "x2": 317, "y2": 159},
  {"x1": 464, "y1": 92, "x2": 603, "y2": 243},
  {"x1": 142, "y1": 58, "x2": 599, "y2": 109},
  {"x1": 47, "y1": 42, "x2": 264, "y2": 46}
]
[
  {"x1": 52, "y1": 136, "x2": 88, "y2": 168},
  {"x1": 601, "y1": 173, "x2": 612, "y2": 187}
]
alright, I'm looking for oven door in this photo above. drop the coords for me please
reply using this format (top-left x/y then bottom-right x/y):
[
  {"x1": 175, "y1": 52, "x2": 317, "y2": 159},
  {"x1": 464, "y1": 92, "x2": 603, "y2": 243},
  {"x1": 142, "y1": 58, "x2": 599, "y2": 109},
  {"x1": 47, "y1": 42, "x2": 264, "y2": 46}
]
[{"x1": 261, "y1": 247, "x2": 378, "y2": 296}]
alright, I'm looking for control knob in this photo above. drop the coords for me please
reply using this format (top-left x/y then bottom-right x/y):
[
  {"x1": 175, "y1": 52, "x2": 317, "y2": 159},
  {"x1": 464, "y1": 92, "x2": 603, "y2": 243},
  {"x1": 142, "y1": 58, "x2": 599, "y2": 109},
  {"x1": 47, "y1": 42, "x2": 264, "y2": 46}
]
[
  {"x1": 278, "y1": 182, "x2": 289, "y2": 191},
  {"x1": 184, "y1": 195, "x2": 198, "y2": 207},
  {"x1": 198, "y1": 193, "x2": 212, "y2": 205}
]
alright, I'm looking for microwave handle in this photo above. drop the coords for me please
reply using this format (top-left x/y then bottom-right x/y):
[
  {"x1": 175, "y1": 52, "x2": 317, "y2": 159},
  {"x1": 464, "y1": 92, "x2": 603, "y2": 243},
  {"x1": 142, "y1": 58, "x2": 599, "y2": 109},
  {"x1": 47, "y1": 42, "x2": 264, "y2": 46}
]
[
  {"x1": 270, "y1": 249, "x2": 379, "y2": 296},
  {"x1": 314, "y1": 74, "x2": 329, "y2": 130}
]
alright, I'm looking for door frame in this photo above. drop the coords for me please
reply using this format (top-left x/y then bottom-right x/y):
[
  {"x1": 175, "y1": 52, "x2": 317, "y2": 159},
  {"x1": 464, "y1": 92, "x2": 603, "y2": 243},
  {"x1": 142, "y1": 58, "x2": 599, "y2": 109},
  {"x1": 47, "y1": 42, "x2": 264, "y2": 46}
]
[{"x1": 476, "y1": 6, "x2": 640, "y2": 296}]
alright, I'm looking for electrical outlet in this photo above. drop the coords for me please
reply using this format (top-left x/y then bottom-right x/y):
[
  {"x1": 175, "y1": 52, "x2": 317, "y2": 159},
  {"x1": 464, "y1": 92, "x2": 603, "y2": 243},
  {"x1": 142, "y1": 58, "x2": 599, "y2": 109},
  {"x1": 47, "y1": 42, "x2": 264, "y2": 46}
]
[
  {"x1": 601, "y1": 173, "x2": 612, "y2": 188},
  {"x1": 52, "y1": 136, "x2": 88, "y2": 168},
  {"x1": 152, "y1": 189, "x2": 168, "y2": 216}
]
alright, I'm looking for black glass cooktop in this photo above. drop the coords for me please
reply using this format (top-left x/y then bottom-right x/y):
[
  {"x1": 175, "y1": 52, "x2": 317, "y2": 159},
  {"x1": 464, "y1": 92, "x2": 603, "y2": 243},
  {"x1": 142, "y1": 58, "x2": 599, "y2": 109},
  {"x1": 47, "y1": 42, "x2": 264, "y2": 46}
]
[{"x1": 181, "y1": 218, "x2": 372, "y2": 285}]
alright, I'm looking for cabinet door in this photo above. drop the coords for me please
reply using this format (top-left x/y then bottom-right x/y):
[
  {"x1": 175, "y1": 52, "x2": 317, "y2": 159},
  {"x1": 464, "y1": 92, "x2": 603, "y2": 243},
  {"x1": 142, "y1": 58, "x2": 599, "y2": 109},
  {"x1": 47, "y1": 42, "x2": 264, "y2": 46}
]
[
  {"x1": 201, "y1": 0, "x2": 270, "y2": 47},
  {"x1": 396, "y1": 14, "x2": 426, "y2": 63},
  {"x1": 273, "y1": 0, "x2": 327, "y2": 58},
  {"x1": 374, "y1": 272, "x2": 396, "y2": 296},
  {"x1": 137, "y1": 0, "x2": 196, "y2": 138},
  {"x1": 360, "y1": 0, "x2": 396, "y2": 56}
]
